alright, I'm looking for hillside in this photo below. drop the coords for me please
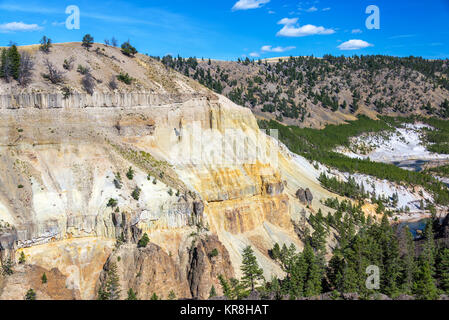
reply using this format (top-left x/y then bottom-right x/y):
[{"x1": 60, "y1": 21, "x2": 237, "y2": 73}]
[
  {"x1": 159, "y1": 55, "x2": 449, "y2": 128},
  {"x1": 1, "y1": 42, "x2": 449, "y2": 301}
]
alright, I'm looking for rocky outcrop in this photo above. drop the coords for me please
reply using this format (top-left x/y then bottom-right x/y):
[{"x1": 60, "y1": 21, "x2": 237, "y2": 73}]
[
  {"x1": 188, "y1": 234, "x2": 234, "y2": 299},
  {"x1": 0, "y1": 264, "x2": 80, "y2": 300},
  {"x1": 97, "y1": 235, "x2": 234, "y2": 300},
  {"x1": 295, "y1": 188, "x2": 313, "y2": 205}
]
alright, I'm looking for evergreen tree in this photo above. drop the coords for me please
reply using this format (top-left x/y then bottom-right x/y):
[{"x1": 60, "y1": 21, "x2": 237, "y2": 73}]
[
  {"x1": 39, "y1": 36, "x2": 52, "y2": 53},
  {"x1": 41, "y1": 272, "x2": 47, "y2": 284},
  {"x1": 400, "y1": 227, "x2": 416, "y2": 294},
  {"x1": 150, "y1": 293, "x2": 159, "y2": 300},
  {"x1": 82, "y1": 34, "x2": 94, "y2": 50},
  {"x1": 413, "y1": 257, "x2": 438, "y2": 300},
  {"x1": 436, "y1": 248, "x2": 449, "y2": 294},
  {"x1": 98, "y1": 262, "x2": 121, "y2": 300},
  {"x1": 168, "y1": 290, "x2": 176, "y2": 300},
  {"x1": 126, "y1": 288, "x2": 138, "y2": 300},
  {"x1": 25, "y1": 288, "x2": 36, "y2": 300},
  {"x1": 209, "y1": 285, "x2": 217, "y2": 298},
  {"x1": 303, "y1": 242, "x2": 322, "y2": 297},
  {"x1": 18, "y1": 251, "x2": 26, "y2": 264},
  {"x1": 240, "y1": 246, "x2": 264, "y2": 291}
]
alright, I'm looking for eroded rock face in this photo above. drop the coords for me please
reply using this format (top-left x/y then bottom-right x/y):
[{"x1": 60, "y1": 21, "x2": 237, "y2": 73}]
[
  {"x1": 97, "y1": 236, "x2": 234, "y2": 300},
  {"x1": 97, "y1": 243, "x2": 192, "y2": 300},
  {"x1": 0, "y1": 264, "x2": 80, "y2": 300},
  {"x1": 188, "y1": 235, "x2": 234, "y2": 299}
]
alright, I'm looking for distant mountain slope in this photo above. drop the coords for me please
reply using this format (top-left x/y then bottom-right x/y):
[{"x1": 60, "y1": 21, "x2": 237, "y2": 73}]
[{"x1": 159, "y1": 55, "x2": 449, "y2": 128}]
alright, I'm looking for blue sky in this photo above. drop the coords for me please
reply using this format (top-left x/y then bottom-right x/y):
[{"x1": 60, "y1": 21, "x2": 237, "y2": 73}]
[{"x1": 0, "y1": 0, "x2": 448, "y2": 60}]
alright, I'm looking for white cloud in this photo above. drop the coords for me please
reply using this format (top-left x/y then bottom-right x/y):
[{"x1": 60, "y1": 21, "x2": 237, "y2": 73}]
[
  {"x1": 249, "y1": 52, "x2": 260, "y2": 57},
  {"x1": 337, "y1": 39, "x2": 373, "y2": 50},
  {"x1": 351, "y1": 29, "x2": 363, "y2": 34},
  {"x1": 306, "y1": 6, "x2": 318, "y2": 12},
  {"x1": 261, "y1": 45, "x2": 296, "y2": 53},
  {"x1": 322, "y1": 7, "x2": 331, "y2": 11},
  {"x1": 277, "y1": 17, "x2": 335, "y2": 37},
  {"x1": 268, "y1": 10, "x2": 276, "y2": 14},
  {"x1": 51, "y1": 21, "x2": 65, "y2": 27},
  {"x1": 0, "y1": 21, "x2": 42, "y2": 33},
  {"x1": 232, "y1": 0, "x2": 270, "y2": 11}
]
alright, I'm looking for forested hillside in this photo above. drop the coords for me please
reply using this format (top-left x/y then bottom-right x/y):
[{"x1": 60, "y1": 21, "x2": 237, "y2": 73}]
[{"x1": 158, "y1": 54, "x2": 449, "y2": 128}]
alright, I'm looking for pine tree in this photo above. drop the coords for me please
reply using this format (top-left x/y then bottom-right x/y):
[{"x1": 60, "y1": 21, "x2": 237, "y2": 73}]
[
  {"x1": 126, "y1": 288, "x2": 138, "y2": 300},
  {"x1": 25, "y1": 289, "x2": 36, "y2": 300},
  {"x1": 98, "y1": 262, "x2": 121, "y2": 300},
  {"x1": 18, "y1": 251, "x2": 26, "y2": 264},
  {"x1": 168, "y1": 290, "x2": 176, "y2": 300},
  {"x1": 303, "y1": 242, "x2": 322, "y2": 297},
  {"x1": 41, "y1": 273, "x2": 47, "y2": 284},
  {"x1": 240, "y1": 246, "x2": 264, "y2": 291},
  {"x1": 150, "y1": 292, "x2": 159, "y2": 300},
  {"x1": 436, "y1": 248, "x2": 449, "y2": 294},
  {"x1": 209, "y1": 285, "x2": 217, "y2": 298},
  {"x1": 7, "y1": 45, "x2": 20, "y2": 80},
  {"x1": 82, "y1": 34, "x2": 94, "y2": 50},
  {"x1": 413, "y1": 257, "x2": 438, "y2": 300},
  {"x1": 400, "y1": 227, "x2": 416, "y2": 294},
  {"x1": 422, "y1": 220, "x2": 436, "y2": 272}
]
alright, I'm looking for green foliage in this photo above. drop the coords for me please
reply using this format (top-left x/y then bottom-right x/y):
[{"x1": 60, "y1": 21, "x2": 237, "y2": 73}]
[
  {"x1": 98, "y1": 262, "x2": 121, "y2": 300},
  {"x1": 107, "y1": 198, "x2": 118, "y2": 208},
  {"x1": 25, "y1": 289, "x2": 36, "y2": 300},
  {"x1": 208, "y1": 248, "x2": 219, "y2": 259},
  {"x1": 168, "y1": 290, "x2": 176, "y2": 300},
  {"x1": 82, "y1": 34, "x2": 94, "y2": 50},
  {"x1": 209, "y1": 285, "x2": 217, "y2": 298},
  {"x1": 126, "y1": 167, "x2": 134, "y2": 180},
  {"x1": 41, "y1": 272, "x2": 47, "y2": 284},
  {"x1": 117, "y1": 72, "x2": 133, "y2": 85},
  {"x1": 258, "y1": 116, "x2": 449, "y2": 205},
  {"x1": 241, "y1": 246, "x2": 264, "y2": 291},
  {"x1": 19, "y1": 251, "x2": 26, "y2": 264},
  {"x1": 137, "y1": 233, "x2": 150, "y2": 248},
  {"x1": 126, "y1": 288, "x2": 138, "y2": 300},
  {"x1": 218, "y1": 275, "x2": 247, "y2": 300},
  {"x1": 131, "y1": 186, "x2": 141, "y2": 200},
  {"x1": 121, "y1": 41, "x2": 137, "y2": 57},
  {"x1": 150, "y1": 293, "x2": 159, "y2": 300},
  {"x1": 1, "y1": 258, "x2": 14, "y2": 276},
  {"x1": 436, "y1": 248, "x2": 449, "y2": 294},
  {"x1": 39, "y1": 36, "x2": 52, "y2": 53}
]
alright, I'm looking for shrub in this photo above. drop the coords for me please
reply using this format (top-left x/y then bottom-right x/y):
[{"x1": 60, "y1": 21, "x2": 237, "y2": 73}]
[
  {"x1": 107, "y1": 198, "x2": 118, "y2": 208},
  {"x1": 121, "y1": 41, "x2": 137, "y2": 57},
  {"x1": 108, "y1": 76, "x2": 118, "y2": 90},
  {"x1": 126, "y1": 167, "x2": 134, "y2": 180},
  {"x1": 42, "y1": 58, "x2": 65, "y2": 84},
  {"x1": 61, "y1": 86, "x2": 71, "y2": 99},
  {"x1": 77, "y1": 64, "x2": 90, "y2": 75},
  {"x1": 81, "y1": 74, "x2": 95, "y2": 95},
  {"x1": 39, "y1": 36, "x2": 52, "y2": 53},
  {"x1": 137, "y1": 233, "x2": 150, "y2": 248},
  {"x1": 117, "y1": 72, "x2": 132, "y2": 85},
  {"x1": 131, "y1": 187, "x2": 141, "y2": 200},
  {"x1": 18, "y1": 52, "x2": 34, "y2": 86},
  {"x1": 41, "y1": 273, "x2": 47, "y2": 284},
  {"x1": 18, "y1": 251, "x2": 26, "y2": 264},
  {"x1": 208, "y1": 248, "x2": 219, "y2": 259},
  {"x1": 25, "y1": 289, "x2": 36, "y2": 300},
  {"x1": 63, "y1": 57, "x2": 75, "y2": 70}
]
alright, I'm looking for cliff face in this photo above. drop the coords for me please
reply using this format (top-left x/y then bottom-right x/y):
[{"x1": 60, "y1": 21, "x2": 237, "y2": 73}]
[{"x1": 0, "y1": 44, "x2": 341, "y2": 300}]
